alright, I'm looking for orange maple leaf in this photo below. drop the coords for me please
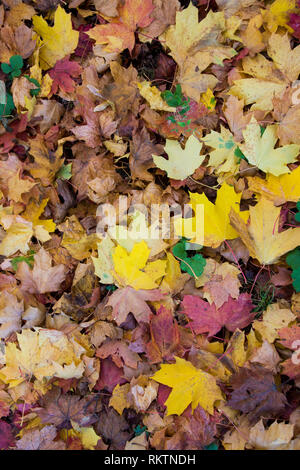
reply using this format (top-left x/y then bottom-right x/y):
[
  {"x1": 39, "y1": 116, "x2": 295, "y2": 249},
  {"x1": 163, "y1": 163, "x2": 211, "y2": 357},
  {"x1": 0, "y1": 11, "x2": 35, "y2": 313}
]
[{"x1": 87, "y1": 0, "x2": 154, "y2": 53}]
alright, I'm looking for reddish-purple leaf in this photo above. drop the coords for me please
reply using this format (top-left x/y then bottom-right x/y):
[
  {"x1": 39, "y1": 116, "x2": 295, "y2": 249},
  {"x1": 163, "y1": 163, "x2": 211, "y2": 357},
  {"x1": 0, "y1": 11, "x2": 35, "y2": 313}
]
[
  {"x1": 49, "y1": 56, "x2": 82, "y2": 95},
  {"x1": 0, "y1": 421, "x2": 15, "y2": 450},
  {"x1": 146, "y1": 306, "x2": 183, "y2": 363},
  {"x1": 74, "y1": 24, "x2": 94, "y2": 57},
  {"x1": 95, "y1": 358, "x2": 127, "y2": 393},
  {"x1": 289, "y1": 13, "x2": 300, "y2": 39},
  {"x1": 182, "y1": 293, "x2": 255, "y2": 337}
]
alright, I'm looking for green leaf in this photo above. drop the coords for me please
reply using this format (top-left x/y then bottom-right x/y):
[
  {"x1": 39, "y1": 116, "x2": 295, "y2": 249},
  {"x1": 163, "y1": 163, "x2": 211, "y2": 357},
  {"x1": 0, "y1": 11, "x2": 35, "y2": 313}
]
[
  {"x1": 172, "y1": 239, "x2": 206, "y2": 278},
  {"x1": 0, "y1": 92, "x2": 15, "y2": 117},
  {"x1": 134, "y1": 425, "x2": 147, "y2": 436},
  {"x1": 1, "y1": 63, "x2": 12, "y2": 74},
  {"x1": 106, "y1": 284, "x2": 117, "y2": 291},
  {"x1": 180, "y1": 253, "x2": 206, "y2": 277},
  {"x1": 204, "y1": 442, "x2": 219, "y2": 450},
  {"x1": 30, "y1": 88, "x2": 40, "y2": 97},
  {"x1": 9, "y1": 55, "x2": 23, "y2": 70},
  {"x1": 286, "y1": 247, "x2": 300, "y2": 292},
  {"x1": 286, "y1": 248, "x2": 300, "y2": 270},
  {"x1": 172, "y1": 238, "x2": 187, "y2": 259},
  {"x1": 234, "y1": 146, "x2": 246, "y2": 162},
  {"x1": 162, "y1": 92, "x2": 181, "y2": 107},
  {"x1": 161, "y1": 85, "x2": 184, "y2": 107},
  {"x1": 295, "y1": 201, "x2": 300, "y2": 223},
  {"x1": 291, "y1": 267, "x2": 300, "y2": 292},
  {"x1": 1, "y1": 55, "x2": 23, "y2": 79},
  {"x1": 24, "y1": 76, "x2": 41, "y2": 97},
  {"x1": 56, "y1": 163, "x2": 72, "y2": 180},
  {"x1": 11, "y1": 250, "x2": 35, "y2": 271},
  {"x1": 11, "y1": 69, "x2": 21, "y2": 78}
]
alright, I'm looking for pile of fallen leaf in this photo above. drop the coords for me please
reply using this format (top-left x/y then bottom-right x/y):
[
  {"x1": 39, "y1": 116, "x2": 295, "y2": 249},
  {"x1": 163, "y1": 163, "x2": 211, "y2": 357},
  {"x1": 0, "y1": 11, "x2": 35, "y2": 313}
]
[{"x1": 0, "y1": 0, "x2": 300, "y2": 451}]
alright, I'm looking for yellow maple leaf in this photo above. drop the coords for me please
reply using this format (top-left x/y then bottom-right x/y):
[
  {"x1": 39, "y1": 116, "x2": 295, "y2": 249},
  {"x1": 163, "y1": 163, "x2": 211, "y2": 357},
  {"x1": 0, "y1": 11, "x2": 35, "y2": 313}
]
[
  {"x1": 29, "y1": 39, "x2": 53, "y2": 97},
  {"x1": 0, "y1": 208, "x2": 33, "y2": 256},
  {"x1": 32, "y1": 5, "x2": 79, "y2": 70},
  {"x1": 77, "y1": 427, "x2": 101, "y2": 450},
  {"x1": 247, "y1": 166, "x2": 300, "y2": 205},
  {"x1": 175, "y1": 183, "x2": 249, "y2": 248},
  {"x1": 253, "y1": 303, "x2": 296, "y2": 343},
  {"x1": 60, "y1": 425, "x2": 101, "y2": 450},
  {"x1": 192, "y1": 329, "x2": 260, "y2": 382},
  {"x1": 230, "y1": 54, "x2": 287, "y2": 111},
  {"x1": 240, "y1": 13, "x2": 265, "y2": 55},
  {"x1": 112, "y1": 241, "x2": 167, "y2": 290},
  {"x1": 151, "y1": 356, "x2": 223, "y2": 415},
  {"x1": 165, "y1": 5, "x2": 234, "y2": 68},
  {"x1": 137, "y1": 81, "x2": 176, "y2": 112},
  {"x1": 0, "y1": 329, "x2": 85, "y2": 389},
  {"x1": 109, "y1": 383, "x2": 131, "y2": 415},
  {"x1": 59, "y1": 215, "x2": 98, "y2": 261},
  {"x1": 153, "y1": 135, "x2": 204, "y2": 180},
  {"x1": 22, "y1": 199, "x2": 55, "y2": 243},
  {"x1": 160, "y1": 252, "x2": 190, "y2": 294},
  {"x1": 28, "y1": 135, "x2": 64, "y2": 185},
  {"x1": 200, "y1": 88, "x2": 216, "y2": 111},
  {"x1": 267, "y1": 33, "x2": 300, "y2": 83},
  {"x1": 262, "y1": 0, "x2": 295, "y2": 33},
  {"x1": 164, "y1": 5, "x2": 236, "y2": 101},
  {"x1": 230, "y1": 34, "x2": 300, "y2": 112},
  {"x1": 201, "y1": 127, "x2": 239, "y2": 175},
  {"x1": 108, "y1": 210, "x2": 168, "y2": 259},
  {"x1": 6, "y1": 171, "x2": 36, "y2": 203},
  {"x1": 230, "y1": 197, "x2": 300, "y2": 265},
  {"x1": 0, "y1": 222, "x2": 33, "y2": 257},
  {"x1": 240, "y1": 117, "x2": 300, "y2": 176},
  {"x1": 226, "y1": 329, "x2": 260, "y2": 369}
]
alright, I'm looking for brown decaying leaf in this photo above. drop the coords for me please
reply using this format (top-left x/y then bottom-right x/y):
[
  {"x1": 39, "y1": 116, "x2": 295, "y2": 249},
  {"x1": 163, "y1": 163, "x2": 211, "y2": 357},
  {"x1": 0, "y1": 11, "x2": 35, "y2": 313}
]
[
  {"x1": 106, "y1": 286, "x2": 164, "y2": 325},
  {"x1": 228, "y1": 364, "x2": 287, "y2": 423},
  {"x1": 16, "y1": 247, "x2": 66, "y2": 294}
]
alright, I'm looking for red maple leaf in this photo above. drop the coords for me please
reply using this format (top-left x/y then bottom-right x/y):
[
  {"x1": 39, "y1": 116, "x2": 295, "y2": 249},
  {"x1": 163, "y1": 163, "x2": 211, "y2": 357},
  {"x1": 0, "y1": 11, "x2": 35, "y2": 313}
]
[
  {"x1": 0, "y1": 114, "x2": 28, "y2": 154},
  {"x1": 290, "y1": 12, "x2": 300, "y2": 39},
  {"x1": 95, "y1": 358, "x2": 127, "y2": 393},
  {"x1": 182, "y1": 293, "x2": 254, "y2": 337},
  {"x1": 146, "y1": 306, "x2": 184, "y2": 363},
  {"x1": 0, "y1": 421, "x2": 15, "y2": 450},
  {"x1": 49, "y1": 56, "x2": 82, "y2": 95}
]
